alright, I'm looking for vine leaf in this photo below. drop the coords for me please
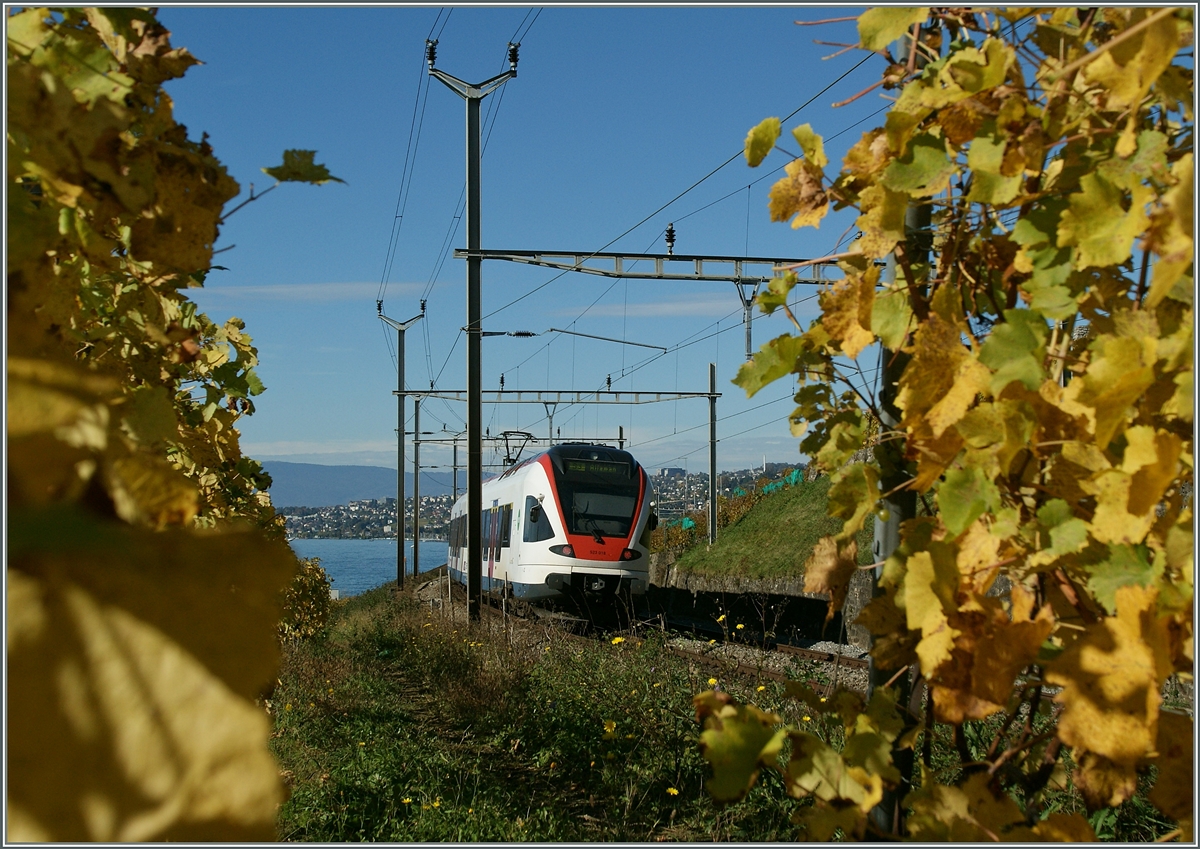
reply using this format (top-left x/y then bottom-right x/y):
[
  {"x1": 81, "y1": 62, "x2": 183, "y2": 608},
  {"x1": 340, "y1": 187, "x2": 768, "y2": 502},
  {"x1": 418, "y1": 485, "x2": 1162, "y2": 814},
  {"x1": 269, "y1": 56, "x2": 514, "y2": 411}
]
[
  {"x1": 857, "y1": 7, "x2": 929, "y2": 53},
  {"x1": 7, "y1": 510, "x2": 295, "y2": 841},
  {"x1": 694, "y1": 691, "x2": 785, "y2": 802},
  {"x1": 819, "y1": 270, "x2": 876, "y2": 359},
  {"x1": 262, "y1": 149, "x2": 345, "y2": 185},
  {"x1": 744, "y1": 117, "x2": 781, "y2": 167},
  {"x1": 769, "y1": 159, "x2": 829, "y2": 229},
  {"x1": 1046, "y1": 584, "x2": 1173, "y2": 770},
  {"x1": 802, "y1": 536, "x2": 859, "y2": 623}
]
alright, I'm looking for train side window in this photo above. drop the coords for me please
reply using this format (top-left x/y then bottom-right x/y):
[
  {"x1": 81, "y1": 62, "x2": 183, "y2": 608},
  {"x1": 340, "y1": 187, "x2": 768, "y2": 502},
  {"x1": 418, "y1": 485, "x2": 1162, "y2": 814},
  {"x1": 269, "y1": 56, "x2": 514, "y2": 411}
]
[
  {"x1": 523, "y1": 495, "x2": 555, "y2": 542},
  {"x1": 500, "y1": 504, "x2": 512, "y2": 548}
]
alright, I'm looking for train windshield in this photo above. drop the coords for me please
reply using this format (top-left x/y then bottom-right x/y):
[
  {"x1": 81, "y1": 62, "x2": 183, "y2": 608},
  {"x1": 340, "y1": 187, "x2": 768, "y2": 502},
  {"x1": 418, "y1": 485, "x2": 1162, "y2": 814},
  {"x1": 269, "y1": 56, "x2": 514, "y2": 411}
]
[{"x1": 553, "y1": 456, "x2": 639, "y2": 539}]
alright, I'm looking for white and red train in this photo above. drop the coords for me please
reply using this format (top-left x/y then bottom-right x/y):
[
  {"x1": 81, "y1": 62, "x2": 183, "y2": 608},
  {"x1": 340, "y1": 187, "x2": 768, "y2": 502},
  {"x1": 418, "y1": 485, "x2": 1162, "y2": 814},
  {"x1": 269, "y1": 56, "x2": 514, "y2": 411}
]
[{"x1": 447, "y1": 443, "x2": 657, "y2": 601}]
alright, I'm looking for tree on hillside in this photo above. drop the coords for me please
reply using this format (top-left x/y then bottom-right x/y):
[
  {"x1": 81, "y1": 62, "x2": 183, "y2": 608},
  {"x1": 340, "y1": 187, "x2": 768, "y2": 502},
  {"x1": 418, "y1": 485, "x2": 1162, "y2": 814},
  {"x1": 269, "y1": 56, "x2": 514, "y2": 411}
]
[
  {"x1": 694, "y1": 8, "x2": 1193, "y2": 841},
  {"x1": 8, "y1": 7, "x2": 340, "y2": 840}
]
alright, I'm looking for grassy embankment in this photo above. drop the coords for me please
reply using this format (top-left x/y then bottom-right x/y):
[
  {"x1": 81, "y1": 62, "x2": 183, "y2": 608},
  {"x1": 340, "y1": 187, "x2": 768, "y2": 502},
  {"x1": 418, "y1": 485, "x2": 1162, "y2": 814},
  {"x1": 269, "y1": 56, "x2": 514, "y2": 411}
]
[
  {"x1": 269, "y1": 480, "x2": 1183, "y2": 841},
  {"x1": 269, "y1": 584, "x2": 824, "y2": 841},
  {"x1": 269, "y1": 582, "x2": 1180, "y2": 842},
  {"x1": 654, "y1": 476, "x2": 874, "y2": 582}
]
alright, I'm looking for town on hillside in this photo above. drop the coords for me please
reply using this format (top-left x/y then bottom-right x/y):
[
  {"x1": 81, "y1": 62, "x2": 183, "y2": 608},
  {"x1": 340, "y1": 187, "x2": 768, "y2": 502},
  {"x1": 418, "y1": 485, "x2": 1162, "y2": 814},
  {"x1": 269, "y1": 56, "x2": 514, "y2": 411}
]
[{"x1": 278, "y1": 462, "x2": 802, "y2": 540}]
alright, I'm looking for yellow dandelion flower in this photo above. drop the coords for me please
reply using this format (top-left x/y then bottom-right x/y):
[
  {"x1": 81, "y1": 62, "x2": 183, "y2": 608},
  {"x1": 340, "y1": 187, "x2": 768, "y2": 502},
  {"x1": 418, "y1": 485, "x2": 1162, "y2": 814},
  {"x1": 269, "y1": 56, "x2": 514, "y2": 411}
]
[
  {"x1": 611, "y1": 636, "x2": 626, "y2": 645},
  {"x1": 819, "y1": 697, "x2": 827, "y2": 703},
  {"x1": 653, "y1": 682, "x2": 662, "y2": 688},
  {"x1": 358, "y1": 741, "x2": 366, "y2": 746},
  {"x1": 708, "y1": 639, "x2": 717, "y2": 645},
  {"x1": 402, "y1": 798, "x2": 412, "y2": 805},
  {"x1": 708, "y1": 677, "x2": 718, "y2": 686},
  {"x1": 667, "y1": 787, "x2": 680, "y2": 796},
  {"x1": 756, "y1": 685, "x2": 766, "y2": 692},
  {"x1": 625, "y1": 733, "x2": 635, "y2": 739},
  {"x1": 285, "y1": 703, "x2": 293, "y2": 711},
  {"x1": 716, "y1": 614, "x2": 726, "y2": 623},
  {"x1": 432, "y1": 799, "x2": 441, "y2": 808},
  {"x1": 469, "y1": 808, "x2": 474, "y2": 814},
  {"x1": 603, "y1": 719, "x2": 617, "y2": 733},
  {"x1": 736, "y1": 623, "x2": 745, "y2": 630},
  {"x1": 802, "y1": 715, "x2": 811, "y2": 722}
]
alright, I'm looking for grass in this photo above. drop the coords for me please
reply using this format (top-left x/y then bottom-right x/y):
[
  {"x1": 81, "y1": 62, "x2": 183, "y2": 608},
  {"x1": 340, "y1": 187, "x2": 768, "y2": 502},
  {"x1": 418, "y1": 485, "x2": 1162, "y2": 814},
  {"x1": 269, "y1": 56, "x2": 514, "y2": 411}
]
[
  {"x1": 669, "y1": 477, "x2": 873, "y2": 581},
  {"x1": 269, "y1": 582, "x2": 1184, "y2": 842},
  {"x1": 269, "y1": 584, "x2": 822, "y2": 841}
]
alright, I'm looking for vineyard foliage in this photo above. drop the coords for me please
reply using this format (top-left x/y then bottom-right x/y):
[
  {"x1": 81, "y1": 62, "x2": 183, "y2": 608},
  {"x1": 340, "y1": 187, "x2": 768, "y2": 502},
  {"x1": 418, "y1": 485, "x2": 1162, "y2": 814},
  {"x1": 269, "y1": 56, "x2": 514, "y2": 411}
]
[
  {"x1": 8, "y1": 8, "x2": 339, "y2": 841},
  {"x1": 695, "y1": 8, "x2": 1194, "y2": 841}
]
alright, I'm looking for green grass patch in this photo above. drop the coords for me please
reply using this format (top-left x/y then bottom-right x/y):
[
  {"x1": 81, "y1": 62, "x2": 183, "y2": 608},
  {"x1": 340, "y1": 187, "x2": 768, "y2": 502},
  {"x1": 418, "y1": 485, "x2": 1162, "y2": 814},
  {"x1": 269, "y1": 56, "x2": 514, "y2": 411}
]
[
  {"x1": 269, "y1": 586, "x2": 1181, "y2": 842},
  {"x1": 671, "y1": 477, "x2": 873, "y2": 581},
  {"x1": 269, "y1": 586, "x2": 817, "y2": 841}
]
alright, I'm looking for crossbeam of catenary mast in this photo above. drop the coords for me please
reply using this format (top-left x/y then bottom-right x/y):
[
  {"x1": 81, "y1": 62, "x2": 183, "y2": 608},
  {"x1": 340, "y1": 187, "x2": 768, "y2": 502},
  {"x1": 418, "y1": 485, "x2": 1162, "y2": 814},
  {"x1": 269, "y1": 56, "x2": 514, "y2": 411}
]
[
  {"x1": 396, "y1": 389, "x2": 719, "y2": 403},
  {"x1": 452, "y1": 248, "x2": 837, "y2": 284}
]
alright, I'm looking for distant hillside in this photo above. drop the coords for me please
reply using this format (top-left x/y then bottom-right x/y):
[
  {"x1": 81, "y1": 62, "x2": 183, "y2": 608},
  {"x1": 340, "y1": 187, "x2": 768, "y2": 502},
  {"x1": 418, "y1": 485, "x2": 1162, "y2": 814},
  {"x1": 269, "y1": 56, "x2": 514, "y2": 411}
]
[{"x1": 263, "y1": 462, "x2": 458, "y2": 508}]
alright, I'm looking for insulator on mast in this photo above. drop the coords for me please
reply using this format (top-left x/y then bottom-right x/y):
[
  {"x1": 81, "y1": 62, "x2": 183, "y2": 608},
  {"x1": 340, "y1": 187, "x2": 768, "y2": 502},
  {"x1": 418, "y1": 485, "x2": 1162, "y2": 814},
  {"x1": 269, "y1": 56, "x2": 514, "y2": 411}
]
[
  {"x1": 425, "y1": 39, "x2": 438, "y2": 70},
  {"x1": 508, "y1": 42, "x2": 520, "y2": 71},
  {"x1": 665, "y1": 223, "x2": 676, "y2": 256}
]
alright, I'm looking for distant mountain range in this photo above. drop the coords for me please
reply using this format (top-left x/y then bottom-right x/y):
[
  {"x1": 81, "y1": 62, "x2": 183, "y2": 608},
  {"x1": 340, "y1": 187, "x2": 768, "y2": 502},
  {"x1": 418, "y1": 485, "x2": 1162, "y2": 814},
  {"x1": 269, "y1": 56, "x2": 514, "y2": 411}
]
[{"x1": 262, "y1": 462, "x2": 459, "y2": 508}]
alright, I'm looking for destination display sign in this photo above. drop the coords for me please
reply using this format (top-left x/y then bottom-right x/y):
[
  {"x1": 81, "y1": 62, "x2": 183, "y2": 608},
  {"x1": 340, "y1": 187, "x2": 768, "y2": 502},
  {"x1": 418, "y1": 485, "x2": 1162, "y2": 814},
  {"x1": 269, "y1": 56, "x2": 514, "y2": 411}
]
[{"x1": 564, "y1": 458, "x2": 629, "y2": 477}]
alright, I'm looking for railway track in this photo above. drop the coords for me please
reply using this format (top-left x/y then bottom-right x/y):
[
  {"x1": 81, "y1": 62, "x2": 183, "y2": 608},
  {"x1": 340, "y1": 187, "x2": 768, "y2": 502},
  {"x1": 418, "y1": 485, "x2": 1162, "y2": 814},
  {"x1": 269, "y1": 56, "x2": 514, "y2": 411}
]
[{"x1": 467, "y1": 584, "x2": 871, "y2": 692}]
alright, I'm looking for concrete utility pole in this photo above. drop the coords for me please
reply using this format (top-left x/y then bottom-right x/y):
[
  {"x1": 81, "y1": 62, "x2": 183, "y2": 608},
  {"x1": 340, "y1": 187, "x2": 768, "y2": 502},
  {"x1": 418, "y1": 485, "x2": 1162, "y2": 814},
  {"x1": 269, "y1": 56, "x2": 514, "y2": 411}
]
[
  {"x1": 379, "y1": 306, "x2": 424, "y2": 589},
  {"x1": 867, "y1": 25, "x2": 933, "y2": 840},
  {"x1": 413, "y1": 396, "x2": 422, "y2": 582},
  {"x1": 708, "y1": 363, "x2": 718, "y2": 545},
  {"x1": 428, "y1": 39, "x2": 517, "y2": 621}
]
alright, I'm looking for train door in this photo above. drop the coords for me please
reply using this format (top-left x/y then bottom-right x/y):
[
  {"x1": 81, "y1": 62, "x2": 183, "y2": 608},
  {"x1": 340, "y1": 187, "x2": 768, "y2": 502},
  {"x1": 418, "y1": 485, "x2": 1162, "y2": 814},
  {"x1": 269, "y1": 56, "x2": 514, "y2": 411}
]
[
  {"x1": 482, "y1": 508, "x2": 492, "y2": 584},
  {"x1": 498, "y1": 503, "x2": 513, "y2": 584}
]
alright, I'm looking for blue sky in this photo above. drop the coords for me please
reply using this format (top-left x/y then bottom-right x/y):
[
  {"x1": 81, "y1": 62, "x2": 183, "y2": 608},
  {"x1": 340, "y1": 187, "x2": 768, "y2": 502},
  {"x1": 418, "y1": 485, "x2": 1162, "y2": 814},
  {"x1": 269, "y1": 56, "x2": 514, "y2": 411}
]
[{"x1": 159, "y1": 5, "x2": 887, "y2": 477}]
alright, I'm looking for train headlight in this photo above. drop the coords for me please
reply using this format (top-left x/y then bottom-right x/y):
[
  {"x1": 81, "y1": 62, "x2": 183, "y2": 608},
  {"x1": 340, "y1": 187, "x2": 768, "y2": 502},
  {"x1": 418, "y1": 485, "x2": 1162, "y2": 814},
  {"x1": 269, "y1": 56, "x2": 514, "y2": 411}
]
[
  {"x1": 549, "y1": 544, "x2": 575, "y2": 558},
  {"x1": 620, "y1": 548, "x2": 641, "y2": 561}
]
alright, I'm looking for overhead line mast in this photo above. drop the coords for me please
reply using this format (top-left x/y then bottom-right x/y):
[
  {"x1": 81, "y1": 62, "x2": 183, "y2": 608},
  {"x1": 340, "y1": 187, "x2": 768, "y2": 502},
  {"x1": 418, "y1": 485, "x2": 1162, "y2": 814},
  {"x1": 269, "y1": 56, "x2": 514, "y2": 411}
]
[{"x1": 428, "y1": 38, "x2": 518, "y2": 621}]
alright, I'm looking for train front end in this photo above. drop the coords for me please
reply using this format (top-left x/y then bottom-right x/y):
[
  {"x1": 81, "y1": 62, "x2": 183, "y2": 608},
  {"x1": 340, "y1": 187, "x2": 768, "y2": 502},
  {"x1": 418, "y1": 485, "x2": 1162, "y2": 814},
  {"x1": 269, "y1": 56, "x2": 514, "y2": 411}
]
[{"x1": 534, "y1": 443, "x2": 655, "y2": 600}]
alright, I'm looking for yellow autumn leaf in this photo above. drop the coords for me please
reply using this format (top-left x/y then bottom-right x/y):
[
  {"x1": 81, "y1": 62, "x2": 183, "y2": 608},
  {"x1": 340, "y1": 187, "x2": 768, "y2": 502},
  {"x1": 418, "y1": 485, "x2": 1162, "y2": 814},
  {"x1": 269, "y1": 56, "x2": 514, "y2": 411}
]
[
  {"x1": 1046, "y1": 584, "x2": 1174, "y2": 767},
  {"x1": 768, "y1": 158, "x2": 828, "y2": 230},
  {"x1": 802, "y1": 536, "x2": 859, "y2": 624},
  {"x1": 819, "y1": 271, "x2": 876, "y2": 360}
]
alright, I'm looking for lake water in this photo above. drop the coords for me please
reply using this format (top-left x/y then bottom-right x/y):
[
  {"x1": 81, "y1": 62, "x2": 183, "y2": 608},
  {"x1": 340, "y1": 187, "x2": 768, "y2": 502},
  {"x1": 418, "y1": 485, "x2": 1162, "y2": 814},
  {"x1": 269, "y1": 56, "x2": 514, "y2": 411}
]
[{"x1": 288, "y1": 538, "x2": 449, "y2": 598}]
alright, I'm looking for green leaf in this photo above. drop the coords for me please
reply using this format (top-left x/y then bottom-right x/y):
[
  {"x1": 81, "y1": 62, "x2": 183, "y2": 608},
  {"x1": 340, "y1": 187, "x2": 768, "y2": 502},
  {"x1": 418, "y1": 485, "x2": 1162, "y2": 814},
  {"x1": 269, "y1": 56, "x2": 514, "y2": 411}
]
[
  {"x1": 1057, "y1": 172, "x2": 1149, "y2": 269},
  {"x1": 966, "y1": 132, "x2": 1021, "y2": 205},
  {"x1": 828, "y1": 463, "x2": 881, "y2": 541},
  {"x1": 870, "y1": 286, "x2": 913, "y2": 350},
  {"x1": 978, "y1": 309, "x2": 1048, "y2": 394},
  {"x1": 123, "y1": 386, "x2": 178, "y2": 445},
  {"x1": 858, "y1": 7, "x2": 929, "y2": 53},
  {"x1": 1088, "y1": 544, "x2": 1162, "y2": 614},
  {"x1": 262, "y1": 150, "x2": 345, "y2": 185},
  {"x1": 733, "y1": 334, "x2": 804, "y2": 397},
  {"x1": 745, "y1": 117, "x2": 781, "y2": 167},
  {"x1": 757, "y1": 272, "x2": 798, "y2": 315},
  {"x1": 791, "y1": 123, "x2": 828, "y2": 169},
  {"x1": 937, "y1": 465, "x2": 1000, "y2": 537},
  {"x1": 881, "y1": 132, "x2": 955, "y2": 197},
  {"x1": 694, "y1": 691, "x2": 786, "y2": 803}
]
